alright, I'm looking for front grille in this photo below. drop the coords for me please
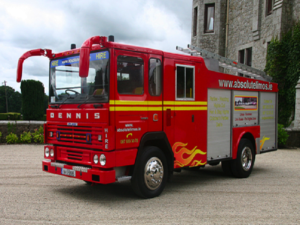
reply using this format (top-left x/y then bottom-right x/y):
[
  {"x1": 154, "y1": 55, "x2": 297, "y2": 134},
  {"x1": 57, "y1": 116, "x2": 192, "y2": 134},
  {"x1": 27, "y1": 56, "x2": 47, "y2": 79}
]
[
  {"x1": 47, "y1": 124, "x2": 103, "y2": 149},
  {"x1": 66, "y1": 150, "x2": 83, "y2": 161},
  {"x1": 57, "y1": 146, "x2": 91, "y2": 166}
]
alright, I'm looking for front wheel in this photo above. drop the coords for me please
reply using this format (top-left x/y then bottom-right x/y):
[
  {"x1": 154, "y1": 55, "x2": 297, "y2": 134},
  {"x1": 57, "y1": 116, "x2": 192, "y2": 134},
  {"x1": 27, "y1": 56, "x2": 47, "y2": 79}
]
[
  {"x1": 131, "y1": 146, "x2": 168, "y2": 198},
  {"x1": 231, "y1": 139, "x2": 255, "y2": 178}
]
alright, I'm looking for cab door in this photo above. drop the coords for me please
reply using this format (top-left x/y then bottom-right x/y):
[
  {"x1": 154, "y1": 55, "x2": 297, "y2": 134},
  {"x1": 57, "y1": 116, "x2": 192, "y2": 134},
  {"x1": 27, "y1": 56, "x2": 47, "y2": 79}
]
[{"x1": 114, "y1": 50, "x2": 148, "y2": 149}]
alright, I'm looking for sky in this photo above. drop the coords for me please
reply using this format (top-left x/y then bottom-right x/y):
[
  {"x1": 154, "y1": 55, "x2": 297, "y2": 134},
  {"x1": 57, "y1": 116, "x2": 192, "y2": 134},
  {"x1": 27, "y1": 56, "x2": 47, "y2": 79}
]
[{"x1": 0, "y1": 0, "x2": 193, "y2": 94}]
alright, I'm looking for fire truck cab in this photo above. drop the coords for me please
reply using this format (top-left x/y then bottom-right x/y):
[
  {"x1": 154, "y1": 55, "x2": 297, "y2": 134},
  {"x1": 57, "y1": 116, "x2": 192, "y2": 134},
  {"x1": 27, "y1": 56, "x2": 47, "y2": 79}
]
[{"x1": 17, "y1": 35, "x2": 278, "y2": 198}]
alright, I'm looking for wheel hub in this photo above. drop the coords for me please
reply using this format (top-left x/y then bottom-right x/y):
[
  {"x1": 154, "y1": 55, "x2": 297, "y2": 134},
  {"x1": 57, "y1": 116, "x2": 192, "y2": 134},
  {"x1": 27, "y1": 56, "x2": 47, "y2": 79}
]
[
  {"x1": 144, "y1": 157, "x2": 164, "y2": 190},
  {"x1": 241, "y1": 147, "x2": 252, "y2": 171}
]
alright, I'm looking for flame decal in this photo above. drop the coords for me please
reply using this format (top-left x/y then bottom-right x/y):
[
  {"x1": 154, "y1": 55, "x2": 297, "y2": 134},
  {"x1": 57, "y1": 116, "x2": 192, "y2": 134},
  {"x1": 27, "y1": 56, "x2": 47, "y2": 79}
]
[
  {"x1": 172, "y1": 142, "x2": 206, "y2": 168},
  {"x1": 260, "y1": 136, "x2": 270, "y2": 150}
]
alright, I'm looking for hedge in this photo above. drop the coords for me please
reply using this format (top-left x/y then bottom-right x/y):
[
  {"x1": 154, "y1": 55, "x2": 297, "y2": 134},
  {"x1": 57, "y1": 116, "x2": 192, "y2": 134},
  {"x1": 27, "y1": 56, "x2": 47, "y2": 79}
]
[
  {"x1": 0, "y1": 113, "x2": 21, "y2": 120},
  {"x1": 20, "y1": 80, "x2": 45, "y2": 120}
]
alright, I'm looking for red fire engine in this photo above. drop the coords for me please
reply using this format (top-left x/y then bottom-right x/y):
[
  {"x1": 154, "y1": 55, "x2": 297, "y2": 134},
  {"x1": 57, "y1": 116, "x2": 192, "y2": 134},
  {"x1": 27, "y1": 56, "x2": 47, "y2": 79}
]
[{"x1": 16, "y1": 35, "x2": 278, "y2": 198}]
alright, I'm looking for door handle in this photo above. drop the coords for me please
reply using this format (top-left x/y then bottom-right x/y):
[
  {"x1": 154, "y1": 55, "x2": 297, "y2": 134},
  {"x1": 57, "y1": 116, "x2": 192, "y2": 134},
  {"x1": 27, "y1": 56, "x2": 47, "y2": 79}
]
[{"x1": 141, "y1": 117, "x2": 148, "y2": 120}]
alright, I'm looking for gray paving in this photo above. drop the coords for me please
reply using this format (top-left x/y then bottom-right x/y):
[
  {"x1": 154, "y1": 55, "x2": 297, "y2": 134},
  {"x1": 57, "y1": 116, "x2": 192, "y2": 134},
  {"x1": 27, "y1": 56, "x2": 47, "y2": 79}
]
[{"x1": 0, "y1": 145, "x2": 299, "y2": 224}]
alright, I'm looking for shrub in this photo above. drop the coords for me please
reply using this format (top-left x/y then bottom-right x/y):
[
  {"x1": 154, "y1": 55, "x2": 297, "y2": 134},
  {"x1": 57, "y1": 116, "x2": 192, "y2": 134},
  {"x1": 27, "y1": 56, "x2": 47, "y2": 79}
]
[
  {"x1": 6, "y1": 133, "x2": 19, "y2": 144},
  {"x1": 32, "y1": 126, "x2": 44, "y2": 144},
  {"x1": 0, "y1": 132, "x2": 2, "y2": 142},
  {"x1": 278, "y1": 124, "x2": 289, "y2": 148},
  {"x1": 20, "y1": 131, "x2": 32, "y2": 143},
  {"x1": 7, "y1": 122, "x2": 16, "y2": 134}
]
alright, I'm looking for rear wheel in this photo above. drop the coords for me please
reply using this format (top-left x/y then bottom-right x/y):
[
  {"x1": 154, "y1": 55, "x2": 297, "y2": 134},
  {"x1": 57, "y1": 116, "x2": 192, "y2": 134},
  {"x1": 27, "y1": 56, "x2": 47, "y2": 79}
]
[
  {"x1": 231, "y1": 139, "x2": 255, "y2": 178},
  {"x1": 131, "y1": 146, "x2": 168, "y2": 198}
]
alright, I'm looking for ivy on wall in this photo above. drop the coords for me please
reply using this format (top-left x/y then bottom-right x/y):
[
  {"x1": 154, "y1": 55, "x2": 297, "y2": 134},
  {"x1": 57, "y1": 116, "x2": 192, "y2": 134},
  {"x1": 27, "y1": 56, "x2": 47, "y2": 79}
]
[{"x1": 265, "y1": 22, "x2": 300, "y2": 127}]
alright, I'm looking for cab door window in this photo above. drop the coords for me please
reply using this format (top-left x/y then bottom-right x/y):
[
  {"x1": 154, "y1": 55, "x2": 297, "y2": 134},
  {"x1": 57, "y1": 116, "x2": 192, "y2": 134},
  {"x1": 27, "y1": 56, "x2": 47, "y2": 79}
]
[{"x1": 117, "y1": 55, "x2": 144, "y2": 95}]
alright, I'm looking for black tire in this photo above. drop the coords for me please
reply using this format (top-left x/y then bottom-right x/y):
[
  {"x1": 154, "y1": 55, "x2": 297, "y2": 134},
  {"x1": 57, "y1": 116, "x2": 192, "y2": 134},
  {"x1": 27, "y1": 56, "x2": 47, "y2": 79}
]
[
  {"x1": 231, "y1": 139, "x2": 255, "y2": 178},
  {"x1": 188, "y1": 166, "x2": 200, "y2": 171},
  {"x1": 131, "y1": 146, "x2": 168, "y2": 198},
  {"x1": 209, "y1": 161, "x2": 220, "y2": 166},
  {"x1": 221, "y1": 160, "x2": 233, "y2": 176}
]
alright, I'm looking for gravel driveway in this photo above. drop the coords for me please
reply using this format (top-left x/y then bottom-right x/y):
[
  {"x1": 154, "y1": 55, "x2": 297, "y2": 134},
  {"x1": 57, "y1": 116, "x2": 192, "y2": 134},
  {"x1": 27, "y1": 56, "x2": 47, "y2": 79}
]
[{"x1": 0, "y1": 145, "x2": 299, "y2": 224}]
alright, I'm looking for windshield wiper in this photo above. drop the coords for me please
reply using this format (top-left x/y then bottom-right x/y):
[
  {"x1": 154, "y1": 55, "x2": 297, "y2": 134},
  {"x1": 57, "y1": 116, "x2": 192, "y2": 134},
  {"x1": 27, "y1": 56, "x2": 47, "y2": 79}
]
[
  {"x1": 57, "y1": 95, "x2": 74, "y2": 108},
  {"x1": 77, "y1": 95, "x2": 106, "y2": 108}
]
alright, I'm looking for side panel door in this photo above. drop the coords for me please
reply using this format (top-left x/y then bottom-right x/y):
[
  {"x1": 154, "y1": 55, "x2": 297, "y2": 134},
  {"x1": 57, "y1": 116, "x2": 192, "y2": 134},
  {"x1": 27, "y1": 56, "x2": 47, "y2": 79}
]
[
  {"x1": 259, "y1": 92, "x2": 277, "y2": 151},
  {"x1": 114, "y1": 50, "x2": 148, "y2": 149},
  {"x1": 207, "y1": 89, "x2": 231, "y2": 160}
]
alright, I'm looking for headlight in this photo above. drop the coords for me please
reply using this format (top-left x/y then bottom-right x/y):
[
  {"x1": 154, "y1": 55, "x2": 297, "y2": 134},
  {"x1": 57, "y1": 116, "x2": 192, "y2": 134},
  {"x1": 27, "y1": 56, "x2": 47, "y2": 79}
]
[
  {"x1": 100, "y1": 154, "x2": 106, "y2": 166},
  {"x1": 50, "y1": 149, "x2": 54, "y2": 157},
  {"x1": 45, "y1": 148, "x2": 50, "y2": 157},
  {"x1": 49, "y1": 132, "x2": 53, "y2": 137},
  {"x1": 98, "y1": 135, "x2": 102, "y2": 142},
  {"x1": 93, "y1": 155, "x2": 99, "y2": 164}
]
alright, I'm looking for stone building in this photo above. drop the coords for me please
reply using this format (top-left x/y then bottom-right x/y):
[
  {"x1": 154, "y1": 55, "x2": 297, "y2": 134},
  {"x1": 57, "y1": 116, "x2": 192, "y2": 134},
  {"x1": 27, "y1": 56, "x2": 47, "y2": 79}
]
[{"x1": 191, "y1": 0, "x2": 300, "y2": 74}]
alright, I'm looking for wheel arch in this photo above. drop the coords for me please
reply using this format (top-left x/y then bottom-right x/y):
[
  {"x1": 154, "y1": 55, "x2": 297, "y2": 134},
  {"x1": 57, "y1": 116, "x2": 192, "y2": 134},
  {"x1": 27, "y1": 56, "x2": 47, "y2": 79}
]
[
  {"x1": 133, "y1": 132, "x2": 174, "y2": 180},
  {"x1": 232, "y1": 126, "x2": 260, "y2": 159}
]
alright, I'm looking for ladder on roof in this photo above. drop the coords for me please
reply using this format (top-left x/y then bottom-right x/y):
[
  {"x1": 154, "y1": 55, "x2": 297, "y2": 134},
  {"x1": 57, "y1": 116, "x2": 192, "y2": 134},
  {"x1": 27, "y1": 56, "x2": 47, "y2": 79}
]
[{"x1": 176, "y1": 44, "x2": 272, "y2": 82}]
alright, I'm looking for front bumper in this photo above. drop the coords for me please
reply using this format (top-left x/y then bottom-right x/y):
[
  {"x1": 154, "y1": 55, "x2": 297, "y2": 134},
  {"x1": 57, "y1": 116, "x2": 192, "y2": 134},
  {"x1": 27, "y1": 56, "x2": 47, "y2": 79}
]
[{"x1": 42, "y1": 160, "x2": 116, "y2": 184}]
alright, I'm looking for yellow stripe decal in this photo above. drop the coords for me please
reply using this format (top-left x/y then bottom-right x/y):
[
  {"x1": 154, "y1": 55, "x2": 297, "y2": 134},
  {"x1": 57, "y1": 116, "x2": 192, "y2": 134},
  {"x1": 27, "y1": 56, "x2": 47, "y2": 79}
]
[
  {"x1": 108, "y1": 100, "x2": 208, "y2": 111},
  {"x1": 164, "y1": 101, "x2": 207, "y2": 106},
  {"x1": 109, "y1": 100, "x2": 207, "y2": 105},
  {"x1": 110, "y1": 100, "x2": 162, "y2": 105},
  {"x1": 110, "y1": 107, "x2": 162, "y2": 111},
  {"x1": 173, "y1": 106, "x2": 207, "y2": 111},
  {"x1": 110, "y1": 106, "x2": 207, "y2": 111}
]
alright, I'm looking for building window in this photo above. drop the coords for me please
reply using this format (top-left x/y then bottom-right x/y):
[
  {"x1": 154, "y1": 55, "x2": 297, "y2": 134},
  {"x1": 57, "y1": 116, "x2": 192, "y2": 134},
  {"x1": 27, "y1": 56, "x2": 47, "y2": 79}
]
[
  {"x1": 238, "y1": 48, "x2": 252, "y2": 77},
  {"x1": 204, "y1": 4, "x2": 215, "y2": 33},
  {"x1": 176, "y1": 65, "x2": 194, "y2": 100},
  {"x1": 266, "y1": 0, "x2": 273, "y2": 16},
  {"x1": 193, "y1": 7, "x2": 198, "y2": 36}
]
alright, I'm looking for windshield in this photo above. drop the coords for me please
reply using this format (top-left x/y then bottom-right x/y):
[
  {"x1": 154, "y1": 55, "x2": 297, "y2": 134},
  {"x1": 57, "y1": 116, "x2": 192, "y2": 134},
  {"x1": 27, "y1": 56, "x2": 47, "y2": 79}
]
[{"x1": 49, "y1": 50, "x2": 109, "y2": 104}]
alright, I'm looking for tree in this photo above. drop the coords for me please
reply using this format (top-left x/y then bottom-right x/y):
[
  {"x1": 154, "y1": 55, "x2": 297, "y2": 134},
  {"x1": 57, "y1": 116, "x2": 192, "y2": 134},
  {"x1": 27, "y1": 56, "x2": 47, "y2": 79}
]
[
  {"x1": 0, "y1": 85, "x2": 22, "y2": 113},
  {"x1": 20, "y1": 80, "x2": 45, "y2": 120}
]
